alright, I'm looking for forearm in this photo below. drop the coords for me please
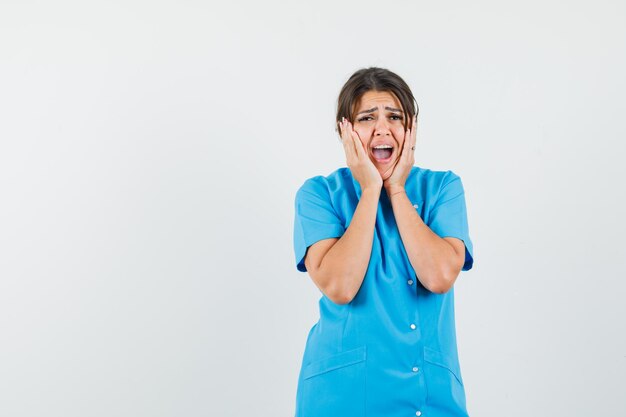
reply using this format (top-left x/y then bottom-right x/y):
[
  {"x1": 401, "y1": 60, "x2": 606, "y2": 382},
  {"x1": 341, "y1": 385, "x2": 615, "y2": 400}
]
[
  {"x1": 318, "y1": 188, "x2": 380, "y2": 303},
  {"x1": 388, "y1": 187, "x2": 458, "y2": 293}
]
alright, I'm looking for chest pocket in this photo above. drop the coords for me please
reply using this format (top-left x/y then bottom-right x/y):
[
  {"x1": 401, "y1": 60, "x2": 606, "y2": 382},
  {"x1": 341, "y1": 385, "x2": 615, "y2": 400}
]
[{"x1": 299, "y1": 346, "x2": 367, "y2": 417}]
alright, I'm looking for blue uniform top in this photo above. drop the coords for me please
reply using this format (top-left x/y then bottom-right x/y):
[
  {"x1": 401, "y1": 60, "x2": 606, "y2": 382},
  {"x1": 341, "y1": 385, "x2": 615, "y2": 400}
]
[{"x1": 292, "y1": 165, "x2": 474, "y2": 417}]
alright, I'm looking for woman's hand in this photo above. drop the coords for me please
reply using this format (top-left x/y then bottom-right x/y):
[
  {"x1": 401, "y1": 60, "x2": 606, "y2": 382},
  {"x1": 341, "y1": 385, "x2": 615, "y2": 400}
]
[
  {"x1": 339, "y1": 117, "x2": 383, "y2": 192},
  {"x1": 383, "y1": 115, "x2": 417, "y2": 196}
]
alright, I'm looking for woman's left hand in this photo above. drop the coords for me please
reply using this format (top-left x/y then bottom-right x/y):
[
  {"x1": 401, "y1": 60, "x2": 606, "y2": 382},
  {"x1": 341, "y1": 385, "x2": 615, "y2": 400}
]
[{"x1": 383, "y1": 115, "x2": 417, "y2": 195}]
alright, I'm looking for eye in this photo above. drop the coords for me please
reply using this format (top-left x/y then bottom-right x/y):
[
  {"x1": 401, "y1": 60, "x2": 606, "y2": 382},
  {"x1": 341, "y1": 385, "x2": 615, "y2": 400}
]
[{"x1": 357, "y1": 114, "x2": 404, "y2": 122}]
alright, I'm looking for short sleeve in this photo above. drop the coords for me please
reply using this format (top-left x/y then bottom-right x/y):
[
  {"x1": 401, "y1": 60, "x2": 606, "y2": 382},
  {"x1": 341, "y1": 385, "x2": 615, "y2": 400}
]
[
  {"x1": 293, "y1": 177, "x2": 345, "y2": 272},
  {"x1": 428, "y1": 171, "x2": 474, "y2": 271}
]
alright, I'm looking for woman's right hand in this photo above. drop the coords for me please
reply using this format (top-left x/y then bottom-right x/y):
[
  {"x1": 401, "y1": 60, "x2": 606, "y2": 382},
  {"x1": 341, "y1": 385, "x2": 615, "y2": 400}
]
[{"x1": 338, "y1": 117, "x2": 383, "y2": 192}]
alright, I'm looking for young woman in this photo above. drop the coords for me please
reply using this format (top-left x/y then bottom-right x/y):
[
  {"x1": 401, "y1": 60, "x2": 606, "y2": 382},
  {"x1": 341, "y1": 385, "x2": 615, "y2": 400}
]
[{"x1": 293, "y1": 67, "x2": 474, "y2": 417}]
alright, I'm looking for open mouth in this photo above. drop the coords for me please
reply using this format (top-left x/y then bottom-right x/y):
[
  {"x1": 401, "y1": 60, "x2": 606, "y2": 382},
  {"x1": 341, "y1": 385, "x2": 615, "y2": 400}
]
[{"x1": 371, "y1": 146, "x2": 394, "y2": 162}]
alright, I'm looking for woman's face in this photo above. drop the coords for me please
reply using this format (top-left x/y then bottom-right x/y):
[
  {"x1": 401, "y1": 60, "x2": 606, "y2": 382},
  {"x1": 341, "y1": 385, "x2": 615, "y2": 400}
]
[{"x1": 352, "y1": 90, "x2": 407, "y2": 180}]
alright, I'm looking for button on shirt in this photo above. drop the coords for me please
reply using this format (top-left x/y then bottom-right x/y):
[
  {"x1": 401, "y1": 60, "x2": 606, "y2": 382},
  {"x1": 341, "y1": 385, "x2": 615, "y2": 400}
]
[{"x1": 293, "y1": 166, "x2": 474, "y2": 417}]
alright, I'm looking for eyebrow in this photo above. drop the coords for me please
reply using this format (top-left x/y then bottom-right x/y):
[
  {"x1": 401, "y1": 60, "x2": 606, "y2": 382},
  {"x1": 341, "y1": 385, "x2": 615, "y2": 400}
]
[{"x1": 356, "y1": 106, "x2": 404, "y2": 115}]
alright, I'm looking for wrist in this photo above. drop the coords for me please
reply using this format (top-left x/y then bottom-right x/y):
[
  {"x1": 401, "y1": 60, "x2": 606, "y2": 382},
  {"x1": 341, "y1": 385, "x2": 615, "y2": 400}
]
[
  {"x1": 361, "y1": 186, "x2": 382, "y2": 196},
  {"x1": 385, "y1": 186, "x2": 405, "y2": 197}
]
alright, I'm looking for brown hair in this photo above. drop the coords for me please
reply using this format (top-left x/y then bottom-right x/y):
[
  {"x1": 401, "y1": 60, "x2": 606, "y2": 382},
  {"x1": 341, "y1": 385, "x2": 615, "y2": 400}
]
[{"x1": 335, "y1": 67, "x2": 418, "y2": 139}]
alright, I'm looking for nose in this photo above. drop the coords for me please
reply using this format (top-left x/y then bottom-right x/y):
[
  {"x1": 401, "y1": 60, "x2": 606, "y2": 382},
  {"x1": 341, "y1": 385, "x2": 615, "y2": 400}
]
[{"x1": 374, "y1": 117, "x2": 391, "y2": 136}]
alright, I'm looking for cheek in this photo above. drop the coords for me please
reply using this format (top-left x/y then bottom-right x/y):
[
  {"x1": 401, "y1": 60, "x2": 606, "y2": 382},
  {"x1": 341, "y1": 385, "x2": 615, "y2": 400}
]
[
  {"x1": 354, "y1": 126, "x2": 370, "y2": 138},
  {"x1": 394, "y1": 128, "x2": 406, "y2": 146},
  {"x1": 353, "y1": 128, "x2": 370, "y2": 148}
]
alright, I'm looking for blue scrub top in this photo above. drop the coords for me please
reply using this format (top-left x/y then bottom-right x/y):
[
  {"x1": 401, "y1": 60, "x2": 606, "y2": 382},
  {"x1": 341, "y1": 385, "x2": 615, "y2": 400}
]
[{"x1": 292, "y1": 166, "x2": 474, "y2": 417}]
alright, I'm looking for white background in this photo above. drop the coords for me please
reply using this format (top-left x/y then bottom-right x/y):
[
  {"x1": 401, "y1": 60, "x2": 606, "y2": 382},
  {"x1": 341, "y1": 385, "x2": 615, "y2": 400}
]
[{"x1": 1, "y1": 1, "x2": 625, "y2": 416}]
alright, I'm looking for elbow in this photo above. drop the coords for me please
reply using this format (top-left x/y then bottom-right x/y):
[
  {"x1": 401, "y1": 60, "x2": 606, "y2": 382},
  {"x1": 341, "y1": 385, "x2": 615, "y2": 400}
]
[
  {"x1": 325, "y1": 280, "x2": 357, "y2": 305},
  {"x1": 329, "y1": 288, "x2": 356, "y2": 305},
  {"x1": 331, "y1": 293, "x2": 354, "y2": 305},
  {"x1": 430, "y1": 282, "x2": 452, "y2": 294},
  {"x1": 431, "y1": 259, "x2": 463, "y2": 293},
  {"x1": 313, "y1": 267, "x2": 356, "y2": 305},
  {"x1": 427, "y1": 271, "x2": 457, "y2": 294}
]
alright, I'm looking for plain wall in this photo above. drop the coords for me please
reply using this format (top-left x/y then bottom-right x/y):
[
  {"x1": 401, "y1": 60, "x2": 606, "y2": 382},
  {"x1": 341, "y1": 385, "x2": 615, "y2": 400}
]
[{"x1": 1, "y1": 1, "x2": 625, "y2": 416}]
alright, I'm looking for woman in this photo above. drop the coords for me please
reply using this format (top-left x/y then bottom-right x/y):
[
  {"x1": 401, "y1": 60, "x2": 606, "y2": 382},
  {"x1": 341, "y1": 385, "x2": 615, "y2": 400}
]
[{"x1": 293, "y1": 67, "x2": 474, "y2": 417}]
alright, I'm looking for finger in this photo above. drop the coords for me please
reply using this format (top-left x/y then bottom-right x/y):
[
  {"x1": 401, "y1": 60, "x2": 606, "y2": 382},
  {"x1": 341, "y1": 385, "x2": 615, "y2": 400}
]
[
  {"x1": 345, "y1": 119, "x2": 360, "y2": 161},
  {"x1": 339, "y1": 118, "x2": 356, "y2": 161},
  {"x1": 408, "y1": 124, "x2": 413, "y2": 155},
  {"x1": 400, "y1": 126, "x2": 410, "y2": 162},
  {"x1": 348, "y1": 121, "x2": 367, "y2": 159},
  {"x1": 411, "y1": 115, "x2": 417, "y2": 159}
]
